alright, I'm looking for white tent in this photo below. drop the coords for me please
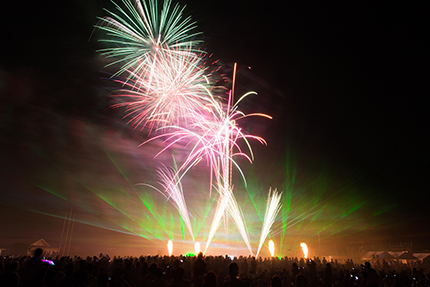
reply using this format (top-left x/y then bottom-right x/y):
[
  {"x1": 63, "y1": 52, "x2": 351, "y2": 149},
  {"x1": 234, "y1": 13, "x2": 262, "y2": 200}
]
[
  {"x1": 361, "y1": 251, "x2": 395, "y2": 261},
  {"x1": 413, "y1": 253, "x2": 430, "y2": 261},
  {"x1": 27, "y1": 239, "x2": 59, "y2": 256}
]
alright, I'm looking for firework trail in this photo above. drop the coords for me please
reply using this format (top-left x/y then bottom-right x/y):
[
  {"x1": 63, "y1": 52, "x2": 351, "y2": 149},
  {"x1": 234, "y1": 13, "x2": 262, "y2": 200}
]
[
  {"x1": 96, "y1": 0, "x2": 202, "y2": 77},
  {"x1": 256, "y1": 188, "x2": 283, "y2": 257},
  {"x1": 142, "y1": 89, "x2": 270, "y2": 254},
  {"x1": 145, "y1": 90, "x2": 271, "y2": 190},
  {"x1": 192, "y1": 90, "x2": 271, "y2": 255},
  {"x1": 141, "y1": 160, "x2": 194, "y2": 241},
  {"x1": 203, "y1": 183, "x2": 253, "y2": 255}
]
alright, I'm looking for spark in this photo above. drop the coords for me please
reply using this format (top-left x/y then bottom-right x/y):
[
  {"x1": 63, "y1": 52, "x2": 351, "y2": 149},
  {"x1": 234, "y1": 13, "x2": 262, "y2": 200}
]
[
  {"x1": 256, "y1": 188, "x2": 283, "y2": 257},
  {"x1": 111, "y1": 47, "x2": 212, "y2": 132},
  {"x1": 194, "y1": 242, "x2": 200, "y2": 254},
  {"x1": 97, "y1": 0, "x2": 273, "y2": 255},
  {"x1": 96, "y1": 0, "x2": 202, "y2": 77},
  {"x1": 268, "y1": 239, "x2": 275, "y2": 257},
  {"x1": 167, "y1": 239, "x2": 173, "y2": 256},
  {"x1": 145, "y1": 90, "x2": 271, "y2": 192},
  {"x1": 140, "y1": 160, "x2": 194, "y2": 241},
  {"x1": 146, "y1": 90, "x2": 270, "y2": 255},
  {"x1": 300, "y1": 242, "x2": 308, "y2": 258}
]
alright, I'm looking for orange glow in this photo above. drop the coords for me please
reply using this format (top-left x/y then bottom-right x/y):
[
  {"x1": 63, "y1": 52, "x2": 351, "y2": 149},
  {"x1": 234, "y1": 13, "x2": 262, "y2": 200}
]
[
  {"x1": 300, "y1": 242, "x2": 308, "y2": 258},
  {"x1": 268, "y1": 239, "x2": 275, "y2": 257},
  {"x1": 167, "y1": 240, "x2": 173, "y2": 256},
  {"x1": 194, "y1": 242, "x2": 200, "y2": 255}
]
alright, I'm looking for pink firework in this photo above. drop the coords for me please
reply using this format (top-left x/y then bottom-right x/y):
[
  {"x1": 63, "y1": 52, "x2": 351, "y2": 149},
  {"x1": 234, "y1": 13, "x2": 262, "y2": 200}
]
[
  {"x1": 144, "y1": 90, "x2": 271, "y2": 254},
  {"x1": 111, "y1": 46, "x2": 212, "y2": 132}
]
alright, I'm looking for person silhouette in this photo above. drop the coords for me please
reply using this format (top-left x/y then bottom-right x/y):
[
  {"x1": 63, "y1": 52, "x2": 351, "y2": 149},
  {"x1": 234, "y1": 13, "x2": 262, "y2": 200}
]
[
  {"x1": 22, "y1": 248, "x2": 46, "y2": 287},
  {"x1": 222, "y1": 262, "x2": 248, "y2": 287},
  {"x1": 271, "y1": 275, "x2": 282, "y2": 287},
  {"x1": 363, "y1": 262, "x2": 378, "y2": 287}
]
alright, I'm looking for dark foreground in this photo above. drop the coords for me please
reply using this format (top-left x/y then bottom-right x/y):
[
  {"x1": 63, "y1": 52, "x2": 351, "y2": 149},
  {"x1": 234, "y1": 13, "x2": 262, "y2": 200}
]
[{"x1": 1, "y1": 250, "x2": 429, "y2": 287}]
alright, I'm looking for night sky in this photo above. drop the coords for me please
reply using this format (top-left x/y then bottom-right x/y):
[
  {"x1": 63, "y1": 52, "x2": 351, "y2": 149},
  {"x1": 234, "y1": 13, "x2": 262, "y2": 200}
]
[{"x1": 0, "y1": 0, "x2": 428, "y2": 256}]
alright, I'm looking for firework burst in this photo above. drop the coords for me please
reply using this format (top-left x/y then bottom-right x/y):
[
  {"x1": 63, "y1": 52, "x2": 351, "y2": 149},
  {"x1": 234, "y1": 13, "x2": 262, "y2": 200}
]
[
  {"x1": 96, "y1": 0, "x2": 202, "y2": 77},
  {"x1": 97, "y1": 0, "x2": 275, "y2": 255},
  {"x1": 111, "y1": 47, "x2": 212, "y2": 132}
]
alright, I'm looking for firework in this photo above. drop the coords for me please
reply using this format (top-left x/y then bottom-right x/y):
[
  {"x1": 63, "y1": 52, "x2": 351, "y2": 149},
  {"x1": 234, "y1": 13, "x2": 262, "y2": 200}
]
[
  {"x1": 256, "y1": 188, "x2": 282, "y2": 257},
  {"x1": 145, "y1": 90, "x2": 271, "y2": 254},
  {"x1": 300, "y1": 242, "x2": 308, "y2": 258},
  {"x1": 110, "y1": 47, "x2": 212, "y2": 132},
  {"x1": 268, "y1": 239, "x2": 275, "y2": 257},
  {"x1": 167, "y1": 239, "x2": 173, "y2": 256},
  {"x1": 194, "y1": 241, "x2": 200, "y2": 254},
  {"x1": 141, "y1": 160, "x2": 194, "y2": 241},
  {"x1": 145, "y1": 90, "x2": 271, "y2": 191},
  {"x1": 98, "y1": 0, "x2": 274, "y2": 255},
  {"x1": 96, "y1": 0, "x2": 202, "y2": 77},
  {"x1": 204, "y1": 184, "x2": 254, "y2": 255}
]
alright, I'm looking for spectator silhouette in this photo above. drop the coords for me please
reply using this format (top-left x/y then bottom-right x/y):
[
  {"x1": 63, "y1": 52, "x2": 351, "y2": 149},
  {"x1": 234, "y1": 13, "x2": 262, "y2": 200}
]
[
  {"x1": 295, "y1": 274, "x2": 308, "y2": 287},
  {"x1": 241, "y1": 259, "x2": 248, "y2": 276},
  {"x1": 250, "y1": 257, "x2": 257, "y2": 274},
  {"x1": 73, "y1": 269, "x2": 90, "y2": 287},
  {"x1": 292, "y1": 262, "x2": 300, "y2": 278},
  {"x1": 202, "y1": 271, "x2": 218, "y2": 287},
  {"x1": 323, "y1": 263, "x2": 333, "y2": 287},
  {"x1": 222, "y1": 262, "x2": 248, "y2": 287},
  {"x1": 58, "y1": 263, "x2": 76, "y2": 287},
  {"x1": 170, "y1": 267, "x2": 191, "y2": 287},
  {"x1": 271, "y1": 275, "x2": 282, "y2": 287},
  {"x1": 22, "y1": 248, "x2": 46, "y2": 287},
  {"x1": 110, "y1": 267, "x2": 130, "y2": 287},
  {"x1": 143, "y1": 263, "x2": 158, "y2": 287},
  {"x1": 44, "y1": 266, "x2": 59, "y2": 287},
  {"x1": 193, "y1": 252, "x2": 207, "y2": 287},
  {"x1": 363, "y1": 262, "x2": 378, "y2": 287},
  {"x1": 0, "y1": 261, "x2": 20, "y2": 287},
  {"x1": 150, "y1": 267, "x2": 167, "y2": 287}
]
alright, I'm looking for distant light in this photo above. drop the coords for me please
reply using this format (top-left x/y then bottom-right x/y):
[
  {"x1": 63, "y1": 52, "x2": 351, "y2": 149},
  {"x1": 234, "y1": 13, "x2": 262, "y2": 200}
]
[
  {"x1": 269, "y1": 240, "x2": 275, "y2": 257},
  {"x1": 167, "y1": 240, "x2": 173, "y2": 256},
  {"x1": 194, "y1": 242, "x2": 200, "y2": 255},
  {"x1": 300, "y1": 242, "x2": 308, "y2": 258},
  {"x1": 248, "y1": 66, "x2": 251, "y2": 69}
]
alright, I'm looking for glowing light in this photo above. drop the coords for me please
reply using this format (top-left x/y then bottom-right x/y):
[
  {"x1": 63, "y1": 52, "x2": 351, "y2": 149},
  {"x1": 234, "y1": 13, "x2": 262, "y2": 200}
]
[
  {"x1": 96, "y1": 0, "x2": 202, "y2": 77},
  {"x1": 268, "y1": 239, "x2": 275, "y2": 257},
  {"x1": 111, "y1": 48, "x2": 212, "y2": 132},
  {"x1": 194, "y1": 242, "x2": 200, "y2": 255},
  {"x1": 142, "y1": 161, "x2": 194, "y2": 241},
  {"x1": 167, "y1": 240, "x2": 173, "y2": 256},
  {"x1": 145, "y1": 89, "x2": 270, "y2": 255},
  {"x1": 300, "y1": 242, "x2": 308, "y2": 258},
  {"x1": 98, "y1": 0, "x2": 272, "y2": 255},
  {"x1": 256, "y1": 188, "x2": 282, "y2": 257}
]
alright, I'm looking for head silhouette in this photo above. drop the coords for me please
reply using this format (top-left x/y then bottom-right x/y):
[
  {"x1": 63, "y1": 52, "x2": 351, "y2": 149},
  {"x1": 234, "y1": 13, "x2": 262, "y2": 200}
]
[
  {"x1": 34, "y1": 248, "x2": 43, "y2": 258},
  {"x1": 228, "y1": 262, "x2": 239, "y2": 278}
]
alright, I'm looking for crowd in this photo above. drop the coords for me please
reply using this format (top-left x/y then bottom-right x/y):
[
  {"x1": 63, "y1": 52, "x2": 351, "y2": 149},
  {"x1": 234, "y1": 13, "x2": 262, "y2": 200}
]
[{"x1": 1, "y1": 248, "x2": 429, "y2": 287}]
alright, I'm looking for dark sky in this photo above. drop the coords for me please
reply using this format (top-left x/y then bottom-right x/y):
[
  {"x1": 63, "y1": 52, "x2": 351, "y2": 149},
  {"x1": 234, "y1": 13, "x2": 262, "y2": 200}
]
[{"x1": 0, "y1": 0, "x2": 428, "y2": 256}]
